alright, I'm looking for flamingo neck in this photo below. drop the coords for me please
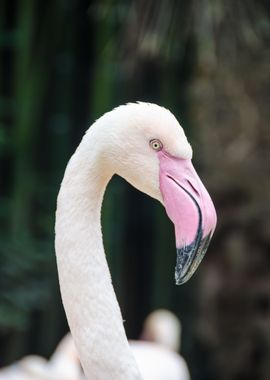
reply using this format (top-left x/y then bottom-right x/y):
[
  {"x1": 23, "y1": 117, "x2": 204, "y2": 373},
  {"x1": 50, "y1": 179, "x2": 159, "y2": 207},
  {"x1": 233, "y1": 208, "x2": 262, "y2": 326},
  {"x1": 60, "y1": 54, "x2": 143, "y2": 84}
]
[{"x1": 55, "y1": 130, "x2": 142, "y2": 380}]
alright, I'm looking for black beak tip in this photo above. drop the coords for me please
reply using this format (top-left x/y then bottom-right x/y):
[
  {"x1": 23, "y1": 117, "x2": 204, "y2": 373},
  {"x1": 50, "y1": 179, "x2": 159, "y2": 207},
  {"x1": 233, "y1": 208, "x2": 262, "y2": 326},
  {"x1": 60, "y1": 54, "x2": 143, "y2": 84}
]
[
  {"x1": 174, "y1": 231, "x2": 213, "y2": 286},
  {"x1": 175, "y1": 265, "x2": 194, "y2": 285},
  {"x1": 175, "y1": 275, "x2": 189, "y2": 286}
]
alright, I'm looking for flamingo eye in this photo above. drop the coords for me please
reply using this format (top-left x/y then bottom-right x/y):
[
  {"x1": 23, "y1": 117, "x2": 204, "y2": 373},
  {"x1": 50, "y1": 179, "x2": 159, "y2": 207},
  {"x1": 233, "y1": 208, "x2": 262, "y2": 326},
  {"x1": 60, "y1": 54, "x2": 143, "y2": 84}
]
[{"x1": 150, "y1": 139, "x2": 163, "y2": 151}]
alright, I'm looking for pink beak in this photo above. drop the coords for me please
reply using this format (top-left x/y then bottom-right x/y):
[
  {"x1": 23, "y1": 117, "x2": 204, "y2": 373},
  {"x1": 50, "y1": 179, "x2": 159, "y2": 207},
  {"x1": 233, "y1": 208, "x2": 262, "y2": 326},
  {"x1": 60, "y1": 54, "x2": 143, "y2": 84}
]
[{"x1": 158, "y1": 151, "x2": 217, "y2": 284}]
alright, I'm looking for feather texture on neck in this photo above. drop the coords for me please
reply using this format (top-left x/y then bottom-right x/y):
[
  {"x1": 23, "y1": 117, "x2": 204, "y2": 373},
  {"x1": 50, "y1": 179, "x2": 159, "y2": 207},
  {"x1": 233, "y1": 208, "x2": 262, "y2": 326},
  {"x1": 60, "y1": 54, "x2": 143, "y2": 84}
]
[{"x1": 55, "y1": 126, "x2": 142, "y2": 380}]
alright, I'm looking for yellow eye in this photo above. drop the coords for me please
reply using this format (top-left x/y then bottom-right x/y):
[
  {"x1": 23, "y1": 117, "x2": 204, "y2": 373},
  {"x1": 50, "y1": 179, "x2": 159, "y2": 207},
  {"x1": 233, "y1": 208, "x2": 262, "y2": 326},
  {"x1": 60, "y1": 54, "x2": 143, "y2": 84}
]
[{"x1": 150, "y1": 139, "x2": 163, "y2": 151}]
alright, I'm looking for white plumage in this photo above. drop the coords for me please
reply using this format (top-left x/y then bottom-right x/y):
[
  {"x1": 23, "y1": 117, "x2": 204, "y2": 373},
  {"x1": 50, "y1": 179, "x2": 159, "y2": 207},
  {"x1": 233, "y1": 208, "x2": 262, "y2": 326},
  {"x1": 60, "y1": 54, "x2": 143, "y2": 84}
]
[
  {"x1": 130, "y1": 341, "x2": 189, "y2": 380},
  {"x1": 54, "y1": 102, "x2": 215, "y2": 379},
  {"x1": 0, "y1": 334, "x2": 82, "y2": 380}
]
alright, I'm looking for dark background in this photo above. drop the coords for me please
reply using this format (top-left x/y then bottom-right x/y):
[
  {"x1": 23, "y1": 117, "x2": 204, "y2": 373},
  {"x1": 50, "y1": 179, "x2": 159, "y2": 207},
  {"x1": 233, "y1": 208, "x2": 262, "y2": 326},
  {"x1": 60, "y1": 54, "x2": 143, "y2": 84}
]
[{"x1": 0, "y1": 1, "x2": 269, "y2": 379}]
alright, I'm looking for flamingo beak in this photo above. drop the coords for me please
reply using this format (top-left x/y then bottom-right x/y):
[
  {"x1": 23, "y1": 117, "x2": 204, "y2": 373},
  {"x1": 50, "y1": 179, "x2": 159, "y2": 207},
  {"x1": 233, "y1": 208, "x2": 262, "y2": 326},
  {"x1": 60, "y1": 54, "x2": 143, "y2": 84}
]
[{"x1": 158, "y1": 151, "x2": 217, "y2": 285}]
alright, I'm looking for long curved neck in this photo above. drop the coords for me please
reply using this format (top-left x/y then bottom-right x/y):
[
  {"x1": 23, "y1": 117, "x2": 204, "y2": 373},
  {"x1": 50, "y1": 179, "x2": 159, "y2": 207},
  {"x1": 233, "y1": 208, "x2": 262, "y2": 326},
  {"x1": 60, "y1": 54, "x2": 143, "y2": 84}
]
[{"x1": 55, "y1": 130, "x2": 142, "y2": 380}]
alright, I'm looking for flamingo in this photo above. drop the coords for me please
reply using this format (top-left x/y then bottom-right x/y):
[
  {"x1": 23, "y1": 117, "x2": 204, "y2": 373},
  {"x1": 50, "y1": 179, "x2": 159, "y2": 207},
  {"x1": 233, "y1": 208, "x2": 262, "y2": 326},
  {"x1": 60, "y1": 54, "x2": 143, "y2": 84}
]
[
  {"x1": 0, "y1": 333, "x2": 82, "y2": 380},
  {"x1": 140, "y1": 309, "x2": 182, "y2": 352},
  {"x1": 130, "y1": 310, "x2": 190, "y2": 380},
  {"x1": 55, "y1": 102, "x2": 217, "y2": 380}
]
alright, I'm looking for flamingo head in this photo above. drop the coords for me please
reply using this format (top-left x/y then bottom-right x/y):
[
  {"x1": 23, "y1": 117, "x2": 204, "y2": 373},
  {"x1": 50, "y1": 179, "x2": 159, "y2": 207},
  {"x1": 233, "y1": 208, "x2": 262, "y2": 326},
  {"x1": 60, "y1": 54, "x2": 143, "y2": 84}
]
[{"x1": 95, "y1": 102, "x2": 217, "y2": 284}]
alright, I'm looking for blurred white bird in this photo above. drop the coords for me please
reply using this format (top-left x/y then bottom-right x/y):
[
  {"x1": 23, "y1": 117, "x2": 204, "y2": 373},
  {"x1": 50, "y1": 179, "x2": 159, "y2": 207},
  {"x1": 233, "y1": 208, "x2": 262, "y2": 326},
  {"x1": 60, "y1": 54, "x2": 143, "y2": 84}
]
[
  {"x1": 0, "y1": 333, "x2": 82, "y2": 380},
  {"x1": 130, "y1": 341, "x2": 189, "y2": 380},
  {"x1": 140, "y1": 309, "x2": 182, "y2": 352},
  {"x1": 130, "y1": 309, "x2": 190, "y2": 380}
]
